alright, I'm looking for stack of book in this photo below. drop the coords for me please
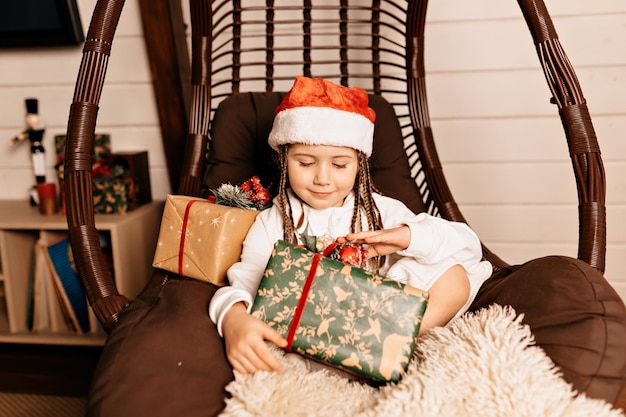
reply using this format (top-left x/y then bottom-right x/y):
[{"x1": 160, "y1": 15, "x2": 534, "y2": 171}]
[{"x1": 28, "y1": 235, "x2": 103, "y2": 335}]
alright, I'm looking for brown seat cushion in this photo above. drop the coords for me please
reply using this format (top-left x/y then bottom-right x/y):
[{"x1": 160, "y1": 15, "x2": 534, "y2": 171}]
[
  {"x1": 87, "y1": 274, "x2": 233, "y2": 417},
  {"x1": 469, "y1": 256, "x2": 626, "y2": 404},
  {"x1": 203, "y1": 92, "x2": 426, "y2": 215},
  {"x1": 87, "y1": 263, "x2": 626, "y2": 417}
]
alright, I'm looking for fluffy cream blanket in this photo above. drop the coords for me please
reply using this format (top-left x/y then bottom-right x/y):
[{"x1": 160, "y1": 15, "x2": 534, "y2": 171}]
[{"x1": 219, "y1": 305, "x2": 624, "y2": 417}]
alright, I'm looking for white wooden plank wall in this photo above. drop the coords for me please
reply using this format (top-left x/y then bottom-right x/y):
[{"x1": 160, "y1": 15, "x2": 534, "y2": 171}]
[
  {"x1": 425, "y1": 1, "x2": 626, "y2": 303},
  {"x1": 0, "y1": 0, "x2": 169, "y2": 202},
  {"x1": 0, "y1": 0, "x2": 624, "y2": 302}
]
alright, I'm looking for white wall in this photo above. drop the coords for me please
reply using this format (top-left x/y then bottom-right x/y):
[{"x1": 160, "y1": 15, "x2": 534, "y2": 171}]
[
  {"x1": 0, "y1": 0, "x2": 624, "y2": 302},
  {"x1": 0, "y1": 0, "x2": 170, "y2": 202},
  {"x1": 425, "y1": 1, "x2": 626, "y2": 302}
]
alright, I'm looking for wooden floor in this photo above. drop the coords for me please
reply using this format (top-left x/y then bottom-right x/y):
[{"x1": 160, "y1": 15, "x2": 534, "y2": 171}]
[{"x1": 0, "y1": 343, "x2": 101, "y2": 397}]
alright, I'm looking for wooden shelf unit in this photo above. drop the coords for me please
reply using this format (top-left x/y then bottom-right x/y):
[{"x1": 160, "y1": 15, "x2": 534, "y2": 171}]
[{"x1": 0, "y1": 200, "x2": 163, "y2": 345}]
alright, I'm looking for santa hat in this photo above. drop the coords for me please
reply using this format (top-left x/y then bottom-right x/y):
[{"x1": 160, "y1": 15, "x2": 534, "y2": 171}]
[{"x1": 268, "y1": 76, "x2": 376, "y2": 156}]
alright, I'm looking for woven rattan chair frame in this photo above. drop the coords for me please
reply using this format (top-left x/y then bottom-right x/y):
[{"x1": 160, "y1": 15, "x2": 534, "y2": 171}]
[{"x1": 64, "y1": 0, "x2": 606, "y2": 331}]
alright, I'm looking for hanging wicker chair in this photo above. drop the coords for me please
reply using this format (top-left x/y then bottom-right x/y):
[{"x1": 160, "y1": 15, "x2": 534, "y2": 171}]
[{"x1": 64, "y1": 1, "x2": 626, "y2": 415}]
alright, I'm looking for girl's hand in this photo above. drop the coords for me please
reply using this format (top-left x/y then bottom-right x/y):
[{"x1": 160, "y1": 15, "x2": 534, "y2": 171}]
[
  {"x1": 221, "y1": 302, "x2": 287, "y2": 374},
  {"x1": 338, "y1": 225, "x2": 411, "y2": 258}
]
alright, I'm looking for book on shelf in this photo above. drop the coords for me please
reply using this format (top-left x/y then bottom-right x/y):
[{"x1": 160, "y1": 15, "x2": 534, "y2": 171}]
[
  {"x1": 0, "y1": 281, "x2": 9, "y2": 333},
  {"x1": 26, "y1": 245, "x2": 36, "y2": 331},
  {"x1": 30, "y1": 240, "x2": 64, "y2": 333},
  {"x1": 30, "y1": 242, "x2": 50, "y2": 332},
  {"x1": 26, "y1": 235, "x2": 106, "y2": 335},
  {"x1": 42, "y1": 236, "x2": 91, "y2": 334}
]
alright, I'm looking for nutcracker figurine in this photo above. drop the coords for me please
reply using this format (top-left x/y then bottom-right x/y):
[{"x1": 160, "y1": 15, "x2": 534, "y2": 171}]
[{"x1": 8, "y1": 98, "x2": 47, "y2": 184}]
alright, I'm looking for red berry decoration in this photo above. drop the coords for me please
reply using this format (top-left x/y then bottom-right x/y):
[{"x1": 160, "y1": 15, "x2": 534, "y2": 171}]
[
  {"x1": 254, "y1": 189, "x2": 270, "y2": 206},
  {"x1": 324, "y1": 242, "x2": 368, "y2": 268}
]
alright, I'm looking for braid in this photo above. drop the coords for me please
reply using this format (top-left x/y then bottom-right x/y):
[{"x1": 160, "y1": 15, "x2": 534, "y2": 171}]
[
  {"x1": 352, "y1": 152, "x2": 385, "y2": 270},
  {"x1": 352, "y1": 152, "x2": 383, "y2": 233},
  {"x1": 277, "y1": 145, "x2": 297, "y2": 244}
]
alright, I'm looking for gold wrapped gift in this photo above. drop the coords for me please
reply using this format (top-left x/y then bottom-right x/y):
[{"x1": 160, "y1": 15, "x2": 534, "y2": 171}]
[{"x1": 152, "y1": 195, "x2": 259, "y2": 285}]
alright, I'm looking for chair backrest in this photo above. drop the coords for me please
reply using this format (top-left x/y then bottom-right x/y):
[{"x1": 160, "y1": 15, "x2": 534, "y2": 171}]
[{"x1": 64, "y1": 0, "x2": 606, "y2": 329}]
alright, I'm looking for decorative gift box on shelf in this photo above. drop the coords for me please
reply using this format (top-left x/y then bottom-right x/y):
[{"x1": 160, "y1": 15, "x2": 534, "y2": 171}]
[
  {"x1": 106, "y1": 151, "x2": 152, "y2": 207},
  {"x1": 251, "y1": 240, "x2": 429, "y2": 383},
  {"x1": 55, "y1": 134, "x2": 151, "y2": 214},
  {"x1": 91, "y1": 151, "x2": 152, "y2": 214},
  {"x1": 92, "y1": 176, "x2": 137, "y2": 215},
  {"x1": 152, "y1": 195, "x2": 260, "y2": 285}
]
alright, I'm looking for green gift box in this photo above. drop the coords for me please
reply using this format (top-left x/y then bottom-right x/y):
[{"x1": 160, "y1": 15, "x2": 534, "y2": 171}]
[
  {"x1": 251, "y1": 240, "x2": 429, "y2": 383},
  {"x1": 93, "y1": 177, "x2": 137, "y2": 214}
]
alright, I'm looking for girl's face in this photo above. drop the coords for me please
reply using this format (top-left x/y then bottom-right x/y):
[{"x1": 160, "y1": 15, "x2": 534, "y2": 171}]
[{"x1": 286, "y1": 143, "x2": 358, "y2": 210}]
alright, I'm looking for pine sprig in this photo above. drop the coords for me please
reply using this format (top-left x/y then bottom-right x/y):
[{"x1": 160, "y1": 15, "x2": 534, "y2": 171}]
[
  {"x1": 212, "y1": 184, "x2": 256, "y2": 209},
  {"x1": 210, "y1": 176, "x2": 271, "y2": 210}
]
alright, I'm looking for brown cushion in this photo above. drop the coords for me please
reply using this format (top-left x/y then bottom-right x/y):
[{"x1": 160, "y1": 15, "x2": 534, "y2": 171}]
[
  {"x1": 88, "y1": 262, "x2": 626, "y2": 416},
  {"x1": 469, "y1": 256, "x2": 626, "y2": 404},
  {"x1": 203, "y1": 92, "x2": 426, "y2": 214},
  {"x1": 87, "y1": 274, "x2": 233, "y2": 416}
]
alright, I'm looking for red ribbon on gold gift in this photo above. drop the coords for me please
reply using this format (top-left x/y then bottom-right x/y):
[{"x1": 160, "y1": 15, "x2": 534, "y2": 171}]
[{"x1": 178, "y1": 199, "x2": 201, "y2": 275}]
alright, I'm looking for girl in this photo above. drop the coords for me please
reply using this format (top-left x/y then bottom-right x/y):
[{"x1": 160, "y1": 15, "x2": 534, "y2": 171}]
[{"x1": 209, "y1": 76, "x2": 492, "y2": 375}]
